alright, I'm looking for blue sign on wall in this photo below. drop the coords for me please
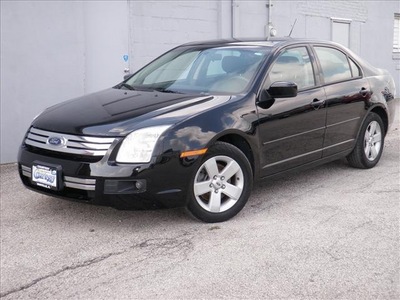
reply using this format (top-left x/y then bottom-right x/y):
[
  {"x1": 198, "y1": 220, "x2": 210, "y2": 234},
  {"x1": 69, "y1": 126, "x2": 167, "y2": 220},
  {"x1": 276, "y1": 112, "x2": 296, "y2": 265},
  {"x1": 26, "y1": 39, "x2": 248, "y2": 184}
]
[{"x1": 123, "y1": 54, "x2": 129, "y2": 62}]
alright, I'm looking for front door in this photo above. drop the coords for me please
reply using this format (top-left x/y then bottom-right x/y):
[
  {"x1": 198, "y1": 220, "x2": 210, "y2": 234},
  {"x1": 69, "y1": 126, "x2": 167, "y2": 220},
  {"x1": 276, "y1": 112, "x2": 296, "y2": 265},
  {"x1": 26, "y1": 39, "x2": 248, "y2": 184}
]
[{"x1": 257, "y1": 46, "x2": 327, "y2": 177}]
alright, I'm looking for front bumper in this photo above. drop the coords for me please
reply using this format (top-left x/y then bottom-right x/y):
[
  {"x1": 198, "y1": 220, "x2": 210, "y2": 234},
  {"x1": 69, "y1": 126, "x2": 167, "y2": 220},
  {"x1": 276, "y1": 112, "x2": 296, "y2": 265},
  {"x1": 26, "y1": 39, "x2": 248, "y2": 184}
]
[{"x1": 18, "y1": 144, "x2": 196, "y2": 209}]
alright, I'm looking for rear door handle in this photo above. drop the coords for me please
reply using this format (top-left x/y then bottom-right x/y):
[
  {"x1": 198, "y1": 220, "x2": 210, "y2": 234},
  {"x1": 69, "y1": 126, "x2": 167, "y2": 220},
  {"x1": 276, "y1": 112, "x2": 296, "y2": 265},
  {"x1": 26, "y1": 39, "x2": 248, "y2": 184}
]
[{"x1": 359, "y1": 87, "x2": 369, "y2": 97}]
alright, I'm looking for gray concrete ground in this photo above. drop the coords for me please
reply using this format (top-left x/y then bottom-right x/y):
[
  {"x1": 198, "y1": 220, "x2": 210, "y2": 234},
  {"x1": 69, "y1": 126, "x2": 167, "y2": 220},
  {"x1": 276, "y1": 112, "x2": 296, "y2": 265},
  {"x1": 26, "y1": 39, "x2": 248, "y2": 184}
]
[{"x1": 1, "y1": 104, "x2": 399, "y2": 299}]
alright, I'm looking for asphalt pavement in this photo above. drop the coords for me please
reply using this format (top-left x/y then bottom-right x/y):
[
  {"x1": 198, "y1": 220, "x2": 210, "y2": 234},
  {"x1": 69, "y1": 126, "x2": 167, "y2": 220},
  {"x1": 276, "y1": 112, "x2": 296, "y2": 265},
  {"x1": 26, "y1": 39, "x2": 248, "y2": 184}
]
[{"x1": 1, "y1": 103, "x2": 399, "y2": 299}]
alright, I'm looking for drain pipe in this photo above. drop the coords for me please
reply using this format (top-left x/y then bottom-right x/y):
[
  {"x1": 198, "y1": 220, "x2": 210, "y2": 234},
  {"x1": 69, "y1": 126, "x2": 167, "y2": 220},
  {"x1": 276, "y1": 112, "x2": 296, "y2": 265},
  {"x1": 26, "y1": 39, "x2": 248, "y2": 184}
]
[
  {"x1": 268, "y1": 0, "x2": 272, "y2": 27},
  {"x1": 266, "y1": 0, "x2": 277, "y2": 39},
  {"x1": 231, "y1": 0, "x2": 236, "y2": 38}
]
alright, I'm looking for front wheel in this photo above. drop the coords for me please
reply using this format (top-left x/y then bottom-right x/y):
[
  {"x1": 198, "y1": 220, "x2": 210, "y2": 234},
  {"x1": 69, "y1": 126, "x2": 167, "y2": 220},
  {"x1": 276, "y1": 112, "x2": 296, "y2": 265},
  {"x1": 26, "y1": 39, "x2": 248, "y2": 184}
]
[
  {"x1": 186, "y1": 142, "x2": 253, "y2": 223},
  {"x1": 347, "y1": 112, "x2": 385, "y2": 169}
]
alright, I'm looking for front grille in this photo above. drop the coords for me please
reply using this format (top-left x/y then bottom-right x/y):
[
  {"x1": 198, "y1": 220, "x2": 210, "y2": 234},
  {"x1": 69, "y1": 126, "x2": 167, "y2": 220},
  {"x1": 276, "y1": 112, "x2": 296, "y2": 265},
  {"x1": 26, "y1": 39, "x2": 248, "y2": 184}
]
[{"x1": 25, "y1": 127, "x2": 116, "y2": 157}]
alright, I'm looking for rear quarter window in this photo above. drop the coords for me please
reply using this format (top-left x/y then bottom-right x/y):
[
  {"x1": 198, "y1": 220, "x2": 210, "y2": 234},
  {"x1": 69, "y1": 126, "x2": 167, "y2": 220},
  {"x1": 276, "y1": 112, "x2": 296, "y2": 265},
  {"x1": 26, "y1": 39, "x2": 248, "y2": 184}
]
[{"x1": 349, "y1": 58, "x2": 362, "y2": 77}]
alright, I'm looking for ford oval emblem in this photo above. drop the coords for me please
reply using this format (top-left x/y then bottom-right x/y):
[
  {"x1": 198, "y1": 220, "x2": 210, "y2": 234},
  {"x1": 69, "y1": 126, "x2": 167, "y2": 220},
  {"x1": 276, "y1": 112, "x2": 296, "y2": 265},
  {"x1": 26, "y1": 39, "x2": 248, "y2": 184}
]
[{"x1": 47, "y1": 136, "x2": 65, "y2": 147}]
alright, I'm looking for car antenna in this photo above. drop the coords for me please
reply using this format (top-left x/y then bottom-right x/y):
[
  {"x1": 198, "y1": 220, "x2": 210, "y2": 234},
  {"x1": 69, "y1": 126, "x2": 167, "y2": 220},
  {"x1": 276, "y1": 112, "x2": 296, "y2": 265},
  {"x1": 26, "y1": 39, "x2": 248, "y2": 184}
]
[{"x1": 288, "y1": 18, "x2": 297, "y2": 37}]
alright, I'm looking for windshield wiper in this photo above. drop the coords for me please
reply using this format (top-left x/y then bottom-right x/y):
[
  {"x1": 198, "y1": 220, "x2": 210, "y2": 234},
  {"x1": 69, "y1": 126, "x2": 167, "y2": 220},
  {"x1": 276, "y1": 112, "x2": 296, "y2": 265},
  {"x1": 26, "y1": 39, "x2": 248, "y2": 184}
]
[
  {"x1": 154, "y1": 87, "x2": 183, "y2": 94},
  {"x1": 119, "y1": 83, "x2": 135, "y2": 90}
]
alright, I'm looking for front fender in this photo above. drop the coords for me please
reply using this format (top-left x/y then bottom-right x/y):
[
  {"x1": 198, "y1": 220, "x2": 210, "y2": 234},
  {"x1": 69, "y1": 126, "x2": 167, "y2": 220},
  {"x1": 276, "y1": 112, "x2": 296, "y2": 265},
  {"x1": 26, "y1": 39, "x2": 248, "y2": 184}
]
[{"x1": 161, "y1": 94, "x2": 259, "y2": 160}]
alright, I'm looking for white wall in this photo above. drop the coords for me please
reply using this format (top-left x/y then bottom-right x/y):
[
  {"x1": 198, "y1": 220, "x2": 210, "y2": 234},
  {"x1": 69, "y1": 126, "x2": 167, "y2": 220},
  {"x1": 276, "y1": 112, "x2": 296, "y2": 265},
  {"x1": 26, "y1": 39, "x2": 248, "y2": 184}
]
[
  {"x1": 1, "y1": 1, "x2": 129, "y2": 163},
  {"x1": 83, "y1": 1, "x2": 129, "y2": 94},
  {"x1": 232, "y1": 0, "x2": 268, "y2": 38},
  {"x1": 1, "y1": 1, "x2": 85, "y2": 163},
  {"x1": 127, "y1": 0, "x2": 220, "y2": 71},
  {"x1": 359, "y1": 1, "x2": 400, "y2": 83}
]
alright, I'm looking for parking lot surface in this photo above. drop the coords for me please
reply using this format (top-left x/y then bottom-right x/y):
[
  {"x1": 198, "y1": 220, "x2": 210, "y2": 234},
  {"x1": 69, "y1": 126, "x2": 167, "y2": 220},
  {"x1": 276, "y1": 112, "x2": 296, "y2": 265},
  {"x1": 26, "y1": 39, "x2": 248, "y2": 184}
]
[{"x1": 1, "y1": 104, "x2": 399, "y2": 299}]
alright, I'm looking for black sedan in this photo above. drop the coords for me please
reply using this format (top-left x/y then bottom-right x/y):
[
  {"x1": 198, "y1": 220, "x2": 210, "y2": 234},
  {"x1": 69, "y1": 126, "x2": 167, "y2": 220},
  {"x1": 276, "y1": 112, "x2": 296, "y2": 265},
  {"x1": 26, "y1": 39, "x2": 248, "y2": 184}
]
[{"x1": 18, "y1": 38, "x2": 397, "y2": 222}]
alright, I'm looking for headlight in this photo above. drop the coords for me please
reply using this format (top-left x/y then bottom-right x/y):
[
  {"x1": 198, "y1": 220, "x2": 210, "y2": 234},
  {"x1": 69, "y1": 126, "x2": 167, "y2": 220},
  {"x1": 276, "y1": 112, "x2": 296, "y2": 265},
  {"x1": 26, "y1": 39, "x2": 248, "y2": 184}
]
[{"x1": 116, "y1": 125, "x2": 171, "y2": 163}]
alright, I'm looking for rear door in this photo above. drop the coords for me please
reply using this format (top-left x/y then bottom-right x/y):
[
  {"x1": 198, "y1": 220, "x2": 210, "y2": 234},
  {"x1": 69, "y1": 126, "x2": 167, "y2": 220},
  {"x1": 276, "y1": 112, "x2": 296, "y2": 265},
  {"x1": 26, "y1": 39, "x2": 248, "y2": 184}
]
[
  {"x1": 257, "y1": 46, "x2": 327, "y2": 177},
  {"x1": 312, "y1": 46, "x2": 370, "y2": 157}
]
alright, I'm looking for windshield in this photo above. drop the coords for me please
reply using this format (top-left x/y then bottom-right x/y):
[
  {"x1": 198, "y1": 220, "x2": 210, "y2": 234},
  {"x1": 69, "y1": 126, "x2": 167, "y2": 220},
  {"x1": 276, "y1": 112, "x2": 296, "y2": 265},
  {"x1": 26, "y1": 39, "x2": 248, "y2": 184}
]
[{"x1": 123, "y1": 46, "x2": 271, "y2": 95}]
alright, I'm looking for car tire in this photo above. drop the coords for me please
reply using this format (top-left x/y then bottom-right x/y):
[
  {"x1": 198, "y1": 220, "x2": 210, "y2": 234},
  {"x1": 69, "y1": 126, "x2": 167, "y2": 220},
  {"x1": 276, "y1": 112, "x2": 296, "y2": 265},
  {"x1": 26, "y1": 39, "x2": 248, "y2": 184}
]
[
  {"x1": 347, "y1": 112, "x2": 385, "y2": 169},
  {"x1": 186, "y1": 142, "x2": 253, "y2": 223}
]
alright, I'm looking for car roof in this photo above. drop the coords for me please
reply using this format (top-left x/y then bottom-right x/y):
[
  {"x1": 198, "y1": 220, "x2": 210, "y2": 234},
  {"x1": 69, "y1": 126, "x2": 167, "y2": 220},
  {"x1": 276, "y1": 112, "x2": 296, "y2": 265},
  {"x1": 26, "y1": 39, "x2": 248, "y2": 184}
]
[
  {"x1": 181, "y1": 37, "x2": 341, "y2": 48},
  {"x1": 181, "y1": 37, "x2": 287, "y2": 47}
]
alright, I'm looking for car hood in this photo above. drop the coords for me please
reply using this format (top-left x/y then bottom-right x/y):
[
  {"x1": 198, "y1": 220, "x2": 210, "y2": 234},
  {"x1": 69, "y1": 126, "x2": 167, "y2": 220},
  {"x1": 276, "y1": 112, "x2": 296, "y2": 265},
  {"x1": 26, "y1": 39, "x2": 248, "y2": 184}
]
[{"x1": 32, "y1": 88, "x2": 231, "y2": 136}]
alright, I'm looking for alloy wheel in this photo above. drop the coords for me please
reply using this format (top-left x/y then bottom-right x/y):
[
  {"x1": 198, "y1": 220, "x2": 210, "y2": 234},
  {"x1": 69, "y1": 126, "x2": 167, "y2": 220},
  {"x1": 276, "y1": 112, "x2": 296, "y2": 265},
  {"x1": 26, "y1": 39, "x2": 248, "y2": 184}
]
[
  {"x1": 364, "y1": 120, "x2": 382, "y2": 161},
  {"x1": 193, "y1": 155, "x2": 244, "y2": 213}
]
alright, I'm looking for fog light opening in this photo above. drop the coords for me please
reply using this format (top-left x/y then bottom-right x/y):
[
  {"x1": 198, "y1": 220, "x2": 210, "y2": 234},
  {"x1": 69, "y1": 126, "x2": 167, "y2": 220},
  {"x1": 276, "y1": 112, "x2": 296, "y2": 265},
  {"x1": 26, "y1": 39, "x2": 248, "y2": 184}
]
[{"x1": 135, "y1": 181, "x2": 144, "y2": 190}]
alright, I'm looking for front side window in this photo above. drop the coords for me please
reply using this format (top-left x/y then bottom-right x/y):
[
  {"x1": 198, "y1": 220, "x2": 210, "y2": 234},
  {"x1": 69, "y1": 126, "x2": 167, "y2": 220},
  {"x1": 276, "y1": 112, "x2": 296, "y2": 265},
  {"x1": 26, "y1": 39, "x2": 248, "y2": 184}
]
[
  {"x1": 267, "y1": 46, "x2": 315, "y2": 91},
  {"x1": 314, "y1": 47, "x2": 352, "y2": 84}
]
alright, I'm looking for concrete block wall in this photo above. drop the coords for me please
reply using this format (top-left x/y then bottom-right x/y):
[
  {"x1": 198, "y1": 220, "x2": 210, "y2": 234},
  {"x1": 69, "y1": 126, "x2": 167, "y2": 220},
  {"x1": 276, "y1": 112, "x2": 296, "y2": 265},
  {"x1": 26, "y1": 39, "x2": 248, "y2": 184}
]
[
  {"x1": 128, "y1": 1, "x2": 221, "y2": 71},
  {"x1": 296, "y1": 0, "x2": 368, "y2": 21}
]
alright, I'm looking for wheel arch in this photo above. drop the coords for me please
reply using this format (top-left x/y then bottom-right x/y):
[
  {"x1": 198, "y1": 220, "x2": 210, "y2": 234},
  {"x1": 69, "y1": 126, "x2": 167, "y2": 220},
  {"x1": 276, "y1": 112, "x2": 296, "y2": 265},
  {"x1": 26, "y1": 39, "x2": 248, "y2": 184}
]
[
  {"x1": 216, "y1": 134, "x2": 256, "y2": 177},
  {"x1": 369, "y1": 105, "x2": 388, "y2": 135}
]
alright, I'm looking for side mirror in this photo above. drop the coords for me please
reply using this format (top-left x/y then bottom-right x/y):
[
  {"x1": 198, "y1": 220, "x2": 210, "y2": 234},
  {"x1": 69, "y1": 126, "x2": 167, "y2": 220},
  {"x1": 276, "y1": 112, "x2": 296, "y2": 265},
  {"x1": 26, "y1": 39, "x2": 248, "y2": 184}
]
[
  {"x1": 257, "y1": 82, "x2": 298, "y2": 109},
  {"x1": 257, "y1": 90, "x2": 275, "y2": 109},
  {"x1": 123, "y1": 73, "x2": 132, "y2": 80},
  {"x1": 268, "y1": 81, "x2": 298, "y2": 98}
]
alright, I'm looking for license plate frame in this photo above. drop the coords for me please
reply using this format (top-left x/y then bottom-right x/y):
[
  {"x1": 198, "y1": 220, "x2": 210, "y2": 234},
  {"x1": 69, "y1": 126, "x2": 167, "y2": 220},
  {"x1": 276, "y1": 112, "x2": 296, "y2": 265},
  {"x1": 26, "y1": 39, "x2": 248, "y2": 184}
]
[{"x1": 31, "y1": 162, "x2": 62, "y2": 191}]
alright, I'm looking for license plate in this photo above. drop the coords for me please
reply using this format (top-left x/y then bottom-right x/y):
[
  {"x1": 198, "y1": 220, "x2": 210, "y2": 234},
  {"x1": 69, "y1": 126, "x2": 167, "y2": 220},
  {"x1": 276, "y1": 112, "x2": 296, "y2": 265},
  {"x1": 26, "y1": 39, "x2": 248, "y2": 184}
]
[{"x1": 32, "y1": 164, "x2": 59, "y2": 190}]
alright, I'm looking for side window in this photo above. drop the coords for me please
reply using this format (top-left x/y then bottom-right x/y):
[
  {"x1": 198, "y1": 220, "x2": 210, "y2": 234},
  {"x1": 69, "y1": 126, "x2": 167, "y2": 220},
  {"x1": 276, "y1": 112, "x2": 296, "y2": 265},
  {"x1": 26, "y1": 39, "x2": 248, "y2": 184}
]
[
  {"x1": 267, "y1": 47, "x2": 315, "y2": 91},
  {"x1": 314, "y1": 47, "x2": 352, "y2": 84}
]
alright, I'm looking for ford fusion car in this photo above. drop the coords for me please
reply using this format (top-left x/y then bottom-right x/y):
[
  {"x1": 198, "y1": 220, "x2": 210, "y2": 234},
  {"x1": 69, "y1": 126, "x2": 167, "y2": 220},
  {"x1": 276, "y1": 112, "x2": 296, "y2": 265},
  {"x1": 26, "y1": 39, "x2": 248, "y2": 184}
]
[{"x1": 18, "y1": 38, "x2": 396, "y2": 222}]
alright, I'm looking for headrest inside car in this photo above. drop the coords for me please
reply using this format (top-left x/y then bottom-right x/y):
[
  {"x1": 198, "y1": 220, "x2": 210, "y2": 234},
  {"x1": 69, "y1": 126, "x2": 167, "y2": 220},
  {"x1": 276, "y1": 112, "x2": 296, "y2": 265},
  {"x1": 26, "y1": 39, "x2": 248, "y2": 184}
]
[
  {"x1": 222, "y1": 56, "x2": 246, "y2": 74},
  {"x1": 277, "y1": 56, "x2": 300, "y2": 64}
]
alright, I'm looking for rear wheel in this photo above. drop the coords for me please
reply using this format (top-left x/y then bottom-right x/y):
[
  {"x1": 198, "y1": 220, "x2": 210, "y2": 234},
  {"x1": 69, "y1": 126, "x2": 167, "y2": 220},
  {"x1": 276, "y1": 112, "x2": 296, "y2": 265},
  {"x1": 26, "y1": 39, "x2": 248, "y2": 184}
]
[
  {"x1": 187, "y1": 142, "x2": 253, "y2": 223},
  {"x1": 347, "y1": 112, "x2": 385, "y2": 169}
]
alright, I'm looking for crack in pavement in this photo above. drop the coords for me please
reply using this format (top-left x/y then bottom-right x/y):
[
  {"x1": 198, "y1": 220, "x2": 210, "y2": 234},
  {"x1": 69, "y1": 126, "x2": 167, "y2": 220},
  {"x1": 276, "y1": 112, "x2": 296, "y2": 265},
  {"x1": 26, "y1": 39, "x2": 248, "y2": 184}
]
[
  {"x1": 323, "y1": 219, "x2": 373, "y2": 260},
  {"x1": 1, "y1": 234, "x2": 193, "y2": 298},
  {"x1": 0, "y1": 251, "x2": 125, "y2": 298},
  {"x1": 250, "y1": 183, "x2": 328, "y2": 213}
]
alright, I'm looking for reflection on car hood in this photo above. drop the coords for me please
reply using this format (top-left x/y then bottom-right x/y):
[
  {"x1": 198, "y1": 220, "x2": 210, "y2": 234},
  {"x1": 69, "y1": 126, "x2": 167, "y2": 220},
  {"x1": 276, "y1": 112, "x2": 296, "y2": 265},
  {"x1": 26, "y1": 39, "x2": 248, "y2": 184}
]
[{"x1": 32, "y1": 88, "x2": 231, "y2": 136}]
